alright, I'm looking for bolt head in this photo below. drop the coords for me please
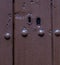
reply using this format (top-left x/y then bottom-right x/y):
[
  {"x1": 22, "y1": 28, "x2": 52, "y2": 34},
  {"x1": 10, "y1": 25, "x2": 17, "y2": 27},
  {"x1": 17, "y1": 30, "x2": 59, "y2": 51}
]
[{"x1": 4, "y1": 33, "x2": 11, "y2": 40}]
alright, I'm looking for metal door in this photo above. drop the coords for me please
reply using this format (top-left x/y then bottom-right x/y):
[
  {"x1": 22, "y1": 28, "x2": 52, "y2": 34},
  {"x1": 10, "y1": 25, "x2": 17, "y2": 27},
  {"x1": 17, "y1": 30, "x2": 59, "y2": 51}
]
[
  {"x1": 14, "y1": 0, "x2": 52, "y2": 65},
  {"x1": 53, "y1": 0, "x2": 60, "y2": 65},
  {"x1": 0, "y1": 0, "x2": 13, "y2": 65}
]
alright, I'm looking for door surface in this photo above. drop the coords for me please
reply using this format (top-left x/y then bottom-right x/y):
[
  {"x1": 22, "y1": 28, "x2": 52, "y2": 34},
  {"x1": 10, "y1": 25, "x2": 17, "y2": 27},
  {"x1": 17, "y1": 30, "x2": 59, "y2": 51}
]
[
  {"x1": 0, "y1": 0, "x2": 60, "y2": 65},
  {"x1": 14, "y1": 0, "x2": 52, "y2": 65},
  {"x1": 53, "y1": 0, "x2": 60, "y2": 65},
  {"x1": 0, "y1": 0, "x2": 13, "y2": 65}
]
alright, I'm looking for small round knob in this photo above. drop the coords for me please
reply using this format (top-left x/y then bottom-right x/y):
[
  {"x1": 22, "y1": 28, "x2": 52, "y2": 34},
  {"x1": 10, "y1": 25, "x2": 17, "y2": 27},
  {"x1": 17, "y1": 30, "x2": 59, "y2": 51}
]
[
  {"x1": 21, "y1": 28, "x2": 28, "y2": 37},
  {"x1": 4, "y1": 33, "x2": 11, "y2": 40},
  {"x1": 38, "y1": 29, "x2": 45, "y2": 37},
  {"x1": 54, "y1": 29, "x2": 60, "y2": 36}
]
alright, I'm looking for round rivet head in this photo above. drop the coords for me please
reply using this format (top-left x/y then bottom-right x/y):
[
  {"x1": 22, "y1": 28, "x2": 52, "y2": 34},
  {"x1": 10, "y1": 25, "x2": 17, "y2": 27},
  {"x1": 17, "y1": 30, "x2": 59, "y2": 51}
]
[
  {"x1": 4, "y1": 33, "x2": 11, "y2": 40},
  {"x1": 38, "y1": 29, "x2": 45, "y2": 37},
  {"x1": 21, "y1": 28, "x2": 28, "y2": 37},
  {"x1": 54, "y1": 29, "x2": 60, "y2": 36}
]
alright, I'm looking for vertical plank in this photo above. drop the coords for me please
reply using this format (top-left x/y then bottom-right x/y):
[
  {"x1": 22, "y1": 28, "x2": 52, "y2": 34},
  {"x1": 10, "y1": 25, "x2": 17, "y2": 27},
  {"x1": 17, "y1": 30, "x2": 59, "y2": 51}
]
[
  {"x1": 0, "y1": 0, "x2": 13, "y2": 65},
  {"x1": 14, "y1": 0, "x2": 52, "y2": 65},
  {"x1": 53, "y1": 0, "x2": 60, "y2": 65}
]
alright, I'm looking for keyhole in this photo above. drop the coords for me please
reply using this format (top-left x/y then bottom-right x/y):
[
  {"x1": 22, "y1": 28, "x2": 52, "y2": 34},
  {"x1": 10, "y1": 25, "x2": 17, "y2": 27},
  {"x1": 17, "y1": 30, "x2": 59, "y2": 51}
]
[{"x1": 36, "y1": 17, "x2": 41, "y2": 25}]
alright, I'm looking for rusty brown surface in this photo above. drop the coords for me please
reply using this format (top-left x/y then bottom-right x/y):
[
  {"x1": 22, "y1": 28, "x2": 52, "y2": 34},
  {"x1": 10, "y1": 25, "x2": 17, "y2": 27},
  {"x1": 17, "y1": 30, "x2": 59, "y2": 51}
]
[
  {"x1": 0, "y1": 0, "x2": 13, "y2": 65},
  {"x1": 53, "y1": 0, "x2": 60, "y2": 65},
  {"x1": 0, "y1": 0, "x2": 60, "y2": 65},
  {"x1": 14, "y1": 0, "x2": 52, "y2": 65}
]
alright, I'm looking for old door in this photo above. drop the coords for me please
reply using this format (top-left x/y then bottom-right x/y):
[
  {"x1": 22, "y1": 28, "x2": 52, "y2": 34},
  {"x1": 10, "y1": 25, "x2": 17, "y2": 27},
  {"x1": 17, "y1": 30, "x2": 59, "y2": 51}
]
[
  {"x1": 0, "y1": 0, "x2": 13, "y2": 65},
  {"x1": 53, "y1": 0, "x2": 60, "y2": 65},
  {"x1": 14, "y1": 0, "x2": 52, "y2": 65}
]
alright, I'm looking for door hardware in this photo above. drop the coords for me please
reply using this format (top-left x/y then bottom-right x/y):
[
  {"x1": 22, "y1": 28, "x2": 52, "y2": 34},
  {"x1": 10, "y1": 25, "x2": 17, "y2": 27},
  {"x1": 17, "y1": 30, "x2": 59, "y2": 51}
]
[
  {"x1": 38, "y1": 29, "x2": 45, "y2": 37},
  {"x1": 4, "y1": 33, "x2": 11, "y2": 40},
  {"x1": 54, "y1": 29, "x2": 60, "y2": 36},
  {"x1": 36, "y1": 17, "x2": 41, "y2": 25},
  {"x1": 27, "y1": 16, "x2": 32, "y2": 25},
  {"x1": 21, "y1": 27, "x2": 28, "y2": 37}
]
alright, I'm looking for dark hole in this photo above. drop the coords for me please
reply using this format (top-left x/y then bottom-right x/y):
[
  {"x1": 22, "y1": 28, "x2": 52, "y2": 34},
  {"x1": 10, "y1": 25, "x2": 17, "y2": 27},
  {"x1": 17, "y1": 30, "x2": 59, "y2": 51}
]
[
  {"x1": 28, "y1": 16, "x2": 31, "y2": 23},
  {"x1": 36, "y1": 17, "x2": 41, "y2": 25}
]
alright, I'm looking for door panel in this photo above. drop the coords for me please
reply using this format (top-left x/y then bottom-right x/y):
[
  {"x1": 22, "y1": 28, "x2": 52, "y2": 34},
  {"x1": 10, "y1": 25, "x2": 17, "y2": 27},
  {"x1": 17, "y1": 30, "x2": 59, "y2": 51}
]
[
  {"x1": 0, "y1": 0, "x2": 13, "y2": 65},
  {"x1": 53, "y1": 0, "x2": 60, "y2": 65},
  {"x1": 14, "y1": 0, "x2": 52, "y2": 65}
]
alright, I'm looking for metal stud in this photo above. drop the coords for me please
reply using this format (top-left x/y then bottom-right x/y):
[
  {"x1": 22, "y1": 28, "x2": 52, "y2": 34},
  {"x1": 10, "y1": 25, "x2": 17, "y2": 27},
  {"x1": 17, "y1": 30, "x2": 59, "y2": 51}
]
[
  {"x1": 21, "y1": 28, "x2": 28, "y2": 37},
  {"x1": 54, "y1": 29, "x2": 60, "y2": 36},
  {"x1": 38, "y1": 29, "x2": 45, "y2": 37},
  {"x1": 4, "y1": 33, "x2": 11, "y2": 40}
]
